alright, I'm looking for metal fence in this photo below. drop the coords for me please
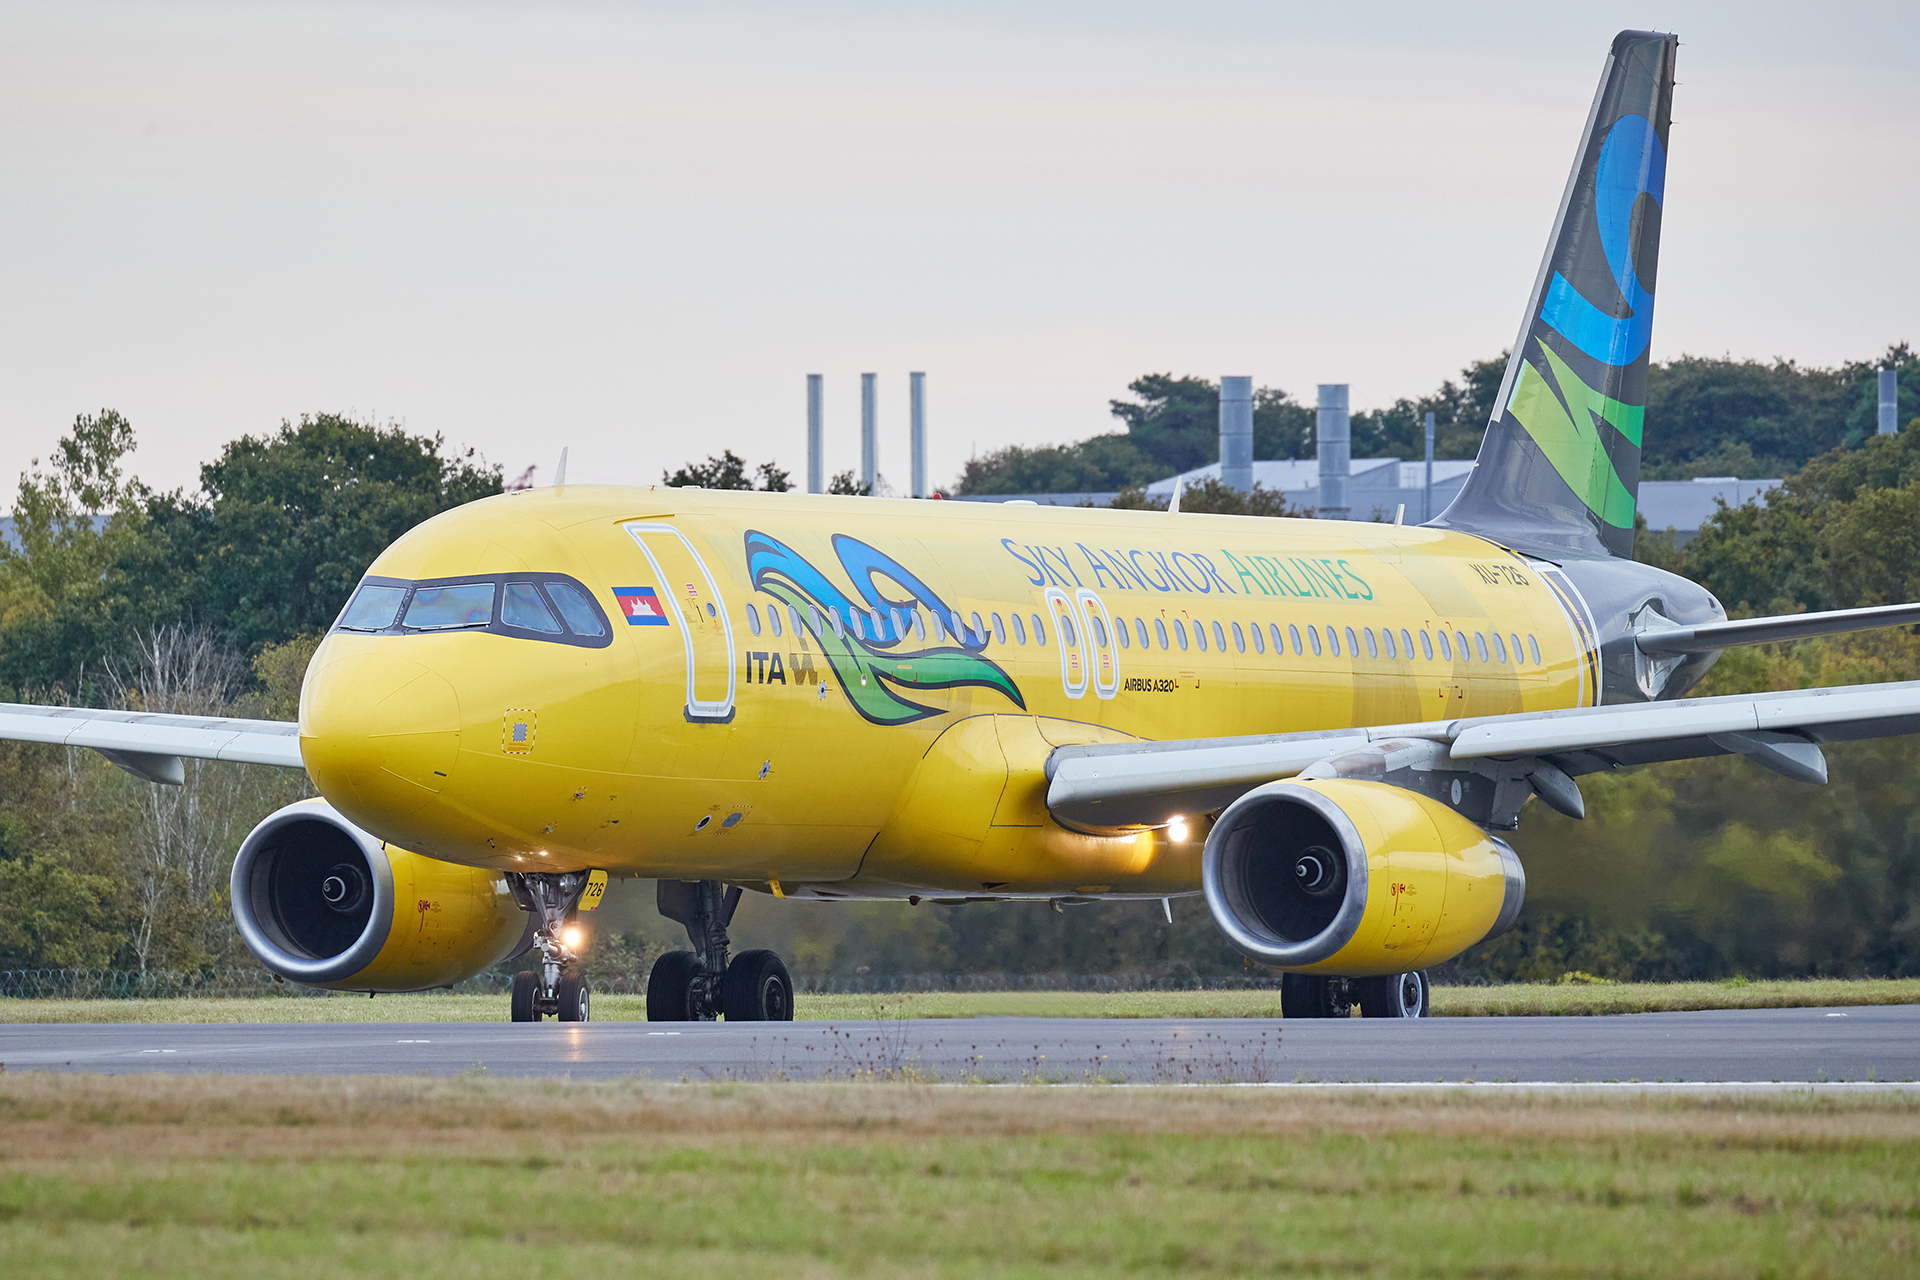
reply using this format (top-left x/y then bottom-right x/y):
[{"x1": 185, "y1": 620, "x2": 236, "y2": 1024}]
[{"x1": 2, "y1": 967, "x2": 1288, "y2": 1000}]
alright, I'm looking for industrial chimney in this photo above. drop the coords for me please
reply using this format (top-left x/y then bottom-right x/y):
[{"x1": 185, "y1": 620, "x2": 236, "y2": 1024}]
[
  {"x1": 910, "y1": 372, "x2": 927, "y2": 498},
  {"x1": 806, "y1": 374, "x2": 823, "y2": 494},
  {"x1": 1881, "y1": 368, "x2": 1900, "y2": 436},
  {"x1": 1316, "y1": 385, "x2": 1350, "y2": 520},
  {"x1": 1219, "y1": 376, "x2": 1253, "y2": 493},
  {"x1": 861, "y1": 373, "x2": 878, "y2": 492}
]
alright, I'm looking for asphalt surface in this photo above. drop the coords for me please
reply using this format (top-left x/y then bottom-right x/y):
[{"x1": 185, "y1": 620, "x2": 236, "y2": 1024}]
[{"x1": 4, "y1": 1005, "x2": 1918, "y2": 1083}]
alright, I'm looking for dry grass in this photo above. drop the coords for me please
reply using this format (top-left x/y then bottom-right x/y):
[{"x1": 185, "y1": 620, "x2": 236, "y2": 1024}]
[
  {"x1": 1, "y1": 1073, "x2": 1916, "y2": 1277},
  {"x1": 3, "y1": 977, "x2": 1917, "y2": 1024}
]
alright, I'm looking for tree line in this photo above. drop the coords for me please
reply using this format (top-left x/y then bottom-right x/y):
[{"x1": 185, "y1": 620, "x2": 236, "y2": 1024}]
[
  {"x1": 952, "y1": 345, "x2": 1920, "y2": 497},
  {"x1": 5, "y1": 376, "x2": 1920, "y2": 983}
]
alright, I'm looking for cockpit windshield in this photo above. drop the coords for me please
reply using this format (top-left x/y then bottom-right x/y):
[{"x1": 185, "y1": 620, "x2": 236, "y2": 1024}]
[{"x1": 332, "y1": 574, "x2": 612, "y2": 648}]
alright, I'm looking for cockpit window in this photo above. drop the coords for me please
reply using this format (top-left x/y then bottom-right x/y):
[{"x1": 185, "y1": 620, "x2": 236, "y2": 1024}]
[
  {"x1": 545, "y1": 582, "x2": 606, "y2": 637},
  {"x1": 503, "y1": 582, "x2": 562, "y2": 633},
  {"x1": 404, "y1": 583, "x2": 495, "y2": 630},
  {"x1": 338, "y1": 584, "x2": 408, "y2": 632},
  {"x1": 332, "y1": 573, "x2": 612, "y2": 649}
]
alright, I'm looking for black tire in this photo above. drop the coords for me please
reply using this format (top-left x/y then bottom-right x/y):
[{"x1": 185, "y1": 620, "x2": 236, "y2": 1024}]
[
  {"x1": 647, "y1": 950, "x2": 699, "y2": 1021},
  {"x1": 510, "y1": 970, "x2": 538, "y2": 1022},
  {"x1": 1281, "y1": 973, "x2": 1325, "y2": 1018},
  {"x1": 722, "y1": 949, "x2": 794, "y2": 1022},
  {"x1": 1281, "y1": 973, "x2": 1355, "y2": 1018},
  {"x1": 557, "y1": 973, "x2": 591, "y2": 1022},
  {"x1": 1357, "y1": 970, "x2": 1429, "y2": 1018}
]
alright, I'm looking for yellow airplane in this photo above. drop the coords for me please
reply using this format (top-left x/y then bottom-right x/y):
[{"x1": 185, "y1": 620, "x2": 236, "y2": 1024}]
[{"x1": 7, "y1": 30, "x2": 1920, "y2": 1023}]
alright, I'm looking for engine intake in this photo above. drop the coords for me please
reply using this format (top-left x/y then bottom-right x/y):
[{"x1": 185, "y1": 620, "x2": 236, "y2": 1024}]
[
  {"x1": 232, "y1": 799, "x2": 530, "y2": 991},
  {"x1": 1202, "y1": 779, "x2": 1524, "y2": 976}
]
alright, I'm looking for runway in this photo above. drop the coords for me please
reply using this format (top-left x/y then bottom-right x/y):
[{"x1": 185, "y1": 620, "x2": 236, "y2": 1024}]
[{"x1": 5, "y1": 1005, "x2": 1918, "y2": 1083}]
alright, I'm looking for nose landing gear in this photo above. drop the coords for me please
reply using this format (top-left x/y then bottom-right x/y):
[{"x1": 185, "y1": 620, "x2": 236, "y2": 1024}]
[
  {"x1": 504, "y1": 870, "x2": 595, "y2": 1022},
  {"x1": 647, "y1": 880, "x2": 794, "y2": 1021}
]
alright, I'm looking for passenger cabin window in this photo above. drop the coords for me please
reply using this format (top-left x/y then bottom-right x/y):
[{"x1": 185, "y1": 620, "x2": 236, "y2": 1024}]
[
  {"x1": 1233, "y1": 621, "x2": 1247, "y2": 654},
  {"x1": 1402, "y1": 628, "x2": 1416, "y2": 660},
  {"x1": 912, "y1": 610, "x2": 928, "y2": 641},
  {"x1": 991, "y1": 612, "x2": 1006, "y2": 645},
  {"x1": 1060, "y1": 614, "x2": 1078, "y2": 647},
  {"x1": 1116, "y1": 617, "x2": 1130, "y2": 648},
  {"x1": 1213, "y1": 621, "x2": 1228, "y2": 652},
  {"x1": 1510, "y1": 633, "x2": 1524, "y2": 665},
  {"x1": 1250, "y1": 622, "x2": 1264, "y2": 654},
  {"x1": 1491, "y1": 632, "x2": 1508, "y2": 663},
  {"x1": 335, "y1": 574, "x2": 611, "y2": 648},
  {"x1": 1193, "y1": 621, "x2": 1206, "y2": 652},
  {"x1": 1288, "y1": 624, "x2": 1302, "y2": 655},
  {"x1": 1174, "y1": 620, "x2": 1189, "y2": 651},
  {"x1": 1308, "y1": 626, "x2": 1322, "y2": 657},
  {"x1": 1344, "y1": 626, "x2": 1359, "y2": 658},
  {"x1": 1326, "y1": 626, "x2": 1340, "y2": 657},
  {"x1": 769, "y1": 606, "x2": 784, "y2": 637},
  {"x1": 1031, "y1": 614, "x2": 1046, "y2": 645},
  {"x1": 971, "y1": 611, "x2": 986, "y2": 645},
  {"x1": 1154, "y1": 618, "x2": 1169, "y2": 650},
  {"x1": 746, "y1": 603, "x2": 763, "y2": 636},
  {"x1": 1528, "y1": 635, "x2": 1542, "y2": 665},
  {"x1": 1366, "y1": 628, "x2": 1381, "y2": 659},
  {"x1": 1437, "y1": 631, "x2": 1452, "y2": 660},
  {"x1": 1012, "y1": 613, "x2": 1027, "y2": 644},
  {"x1": 1420, "y1": 629, "x2": 1434, "y2": 661}
]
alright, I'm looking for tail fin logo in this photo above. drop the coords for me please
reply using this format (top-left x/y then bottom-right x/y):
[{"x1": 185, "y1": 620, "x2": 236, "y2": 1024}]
[{"x1": 1538, "y1": 113, "x2": 1667, "y2": 368}]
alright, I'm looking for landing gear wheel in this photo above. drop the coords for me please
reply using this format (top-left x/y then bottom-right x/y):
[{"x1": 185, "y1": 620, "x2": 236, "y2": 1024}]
[
  {"x1": 1281, "y1": 973, "x2": 1352, "y2": 1019},
  {"x1": 556, "y1": 974, "x2": 591, "y2": 1022},
  {"x1": 1358, "y1": 970, "x2": 1429, "y2": 1018},
  {"x1": 722, "y1": 949, "x2": 794, "y2": 1022},
  {"x1": 647, "y1": 950, "x2": 700, "y2": 1021},
  {"x1": 510, "y1": 970, "x2": 538, "y2": 1022}
]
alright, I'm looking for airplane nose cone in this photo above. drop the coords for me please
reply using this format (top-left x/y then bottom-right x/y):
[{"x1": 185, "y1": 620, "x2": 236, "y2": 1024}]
[{"x1": 301, "y1": 646, "x2": 461, "y2": 821}]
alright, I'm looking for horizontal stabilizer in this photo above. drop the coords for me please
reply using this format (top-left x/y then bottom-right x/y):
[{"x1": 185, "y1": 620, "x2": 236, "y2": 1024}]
[{"x1": 1635, "y1": 601, "x2": 1920, "y2": 656}]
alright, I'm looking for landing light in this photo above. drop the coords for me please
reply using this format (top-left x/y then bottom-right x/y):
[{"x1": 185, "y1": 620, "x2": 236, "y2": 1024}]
[
  {"x1": 563, "y1": 927, "x2": 582, "y2": 949},
  {"x1": 1168, "y1": 817, "x2": 1189, "y2": 843}
]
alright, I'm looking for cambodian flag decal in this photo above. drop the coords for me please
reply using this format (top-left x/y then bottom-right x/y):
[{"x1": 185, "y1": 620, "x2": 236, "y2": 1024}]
[{"x1": 613, "y1": 587, "x2": 669, "y2": 625}]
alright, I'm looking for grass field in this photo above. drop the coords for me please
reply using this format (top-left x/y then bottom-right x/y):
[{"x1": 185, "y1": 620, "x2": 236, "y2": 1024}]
[
  {"x1": 0, "y1": 1073, "x2": 1915, "y2": 1277},
  {"x1": 3, "y1": 977, "x2": 1918, "y2": 1023}
]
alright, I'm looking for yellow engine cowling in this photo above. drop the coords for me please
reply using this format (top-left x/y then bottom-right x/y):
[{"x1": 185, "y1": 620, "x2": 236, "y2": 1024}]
[
  {"x1": 1201, "y1": 779, "x2": 1524, "y2": 977},
  {"x1": 230, "y1": 799, "x2": 532, "y2": 992}
]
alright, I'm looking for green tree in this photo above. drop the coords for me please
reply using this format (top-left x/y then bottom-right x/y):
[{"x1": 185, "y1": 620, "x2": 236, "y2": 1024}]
[
  {"x1": 665, "y1": 450, "x2": 791, "y2": 492},
  {"x1": 147, "y1": 415, "x2": 502, "y2": 653},
  {"x1": 0, "y1": 410, "x2": 154, "y2": 698}
]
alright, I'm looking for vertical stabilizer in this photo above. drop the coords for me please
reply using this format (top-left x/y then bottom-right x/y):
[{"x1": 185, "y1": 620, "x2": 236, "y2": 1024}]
[{"x1": 1431, "y1": 31, "x2": 1677, "y2": 559}]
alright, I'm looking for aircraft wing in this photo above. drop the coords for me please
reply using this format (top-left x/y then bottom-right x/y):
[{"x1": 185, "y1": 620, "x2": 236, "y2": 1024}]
[
  {"x1": 1045, "y1": 680, "x2": 1920, "y2": 828},
  {"x1": 0, "y1": 702, "x2": 303, "y2": 785}
]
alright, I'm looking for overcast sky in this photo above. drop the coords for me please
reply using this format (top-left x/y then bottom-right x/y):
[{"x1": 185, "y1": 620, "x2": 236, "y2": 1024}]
[{"x1": 2, "y1": 0, "x2": 1915, "y2": 502}]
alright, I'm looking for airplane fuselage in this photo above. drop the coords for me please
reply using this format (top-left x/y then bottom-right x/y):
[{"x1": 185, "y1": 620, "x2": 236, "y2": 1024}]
[{"x1": 298, "y1": 485, "x2": 1614, "y2": 901}]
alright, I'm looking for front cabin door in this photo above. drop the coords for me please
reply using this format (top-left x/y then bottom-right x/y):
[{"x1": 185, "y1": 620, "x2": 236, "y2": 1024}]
[{"x1": 622, "y1": 522, "x2": 736, "y2": 723}]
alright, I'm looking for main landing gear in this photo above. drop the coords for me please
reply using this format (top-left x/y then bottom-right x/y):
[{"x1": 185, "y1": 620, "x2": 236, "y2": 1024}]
[
  {"x1": 646, "y1": 879, "x2": 794, "y2": 1022},
  {"x1": 1282, "y1": 970, "x2": 1429, "y2": 1019},
  {"x1": 504, "y1": 871, "x2": 594, "y2": 1023}
]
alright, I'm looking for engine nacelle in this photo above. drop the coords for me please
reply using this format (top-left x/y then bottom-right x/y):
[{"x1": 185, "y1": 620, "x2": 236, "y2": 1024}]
[
  {"x1": 230, "y1": 799, "x2": 531, "y2": 992},
  {"x1": 1202, "y1": 779, "x2": 1524, "y2": 977}
]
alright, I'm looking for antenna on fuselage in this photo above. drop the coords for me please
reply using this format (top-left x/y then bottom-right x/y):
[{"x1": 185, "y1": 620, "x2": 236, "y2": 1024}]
[
  {"x1": 1169, "y1": 475, "x2": 1183, "y2": 515},
  {"x1": 553, "y1": 447, "x2": 569, "y2": 486}
]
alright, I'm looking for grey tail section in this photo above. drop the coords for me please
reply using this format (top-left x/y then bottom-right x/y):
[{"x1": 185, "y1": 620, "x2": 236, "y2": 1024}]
[{"x1": 1429, "y1": 30, "x2": 1678, "y2": 561}]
